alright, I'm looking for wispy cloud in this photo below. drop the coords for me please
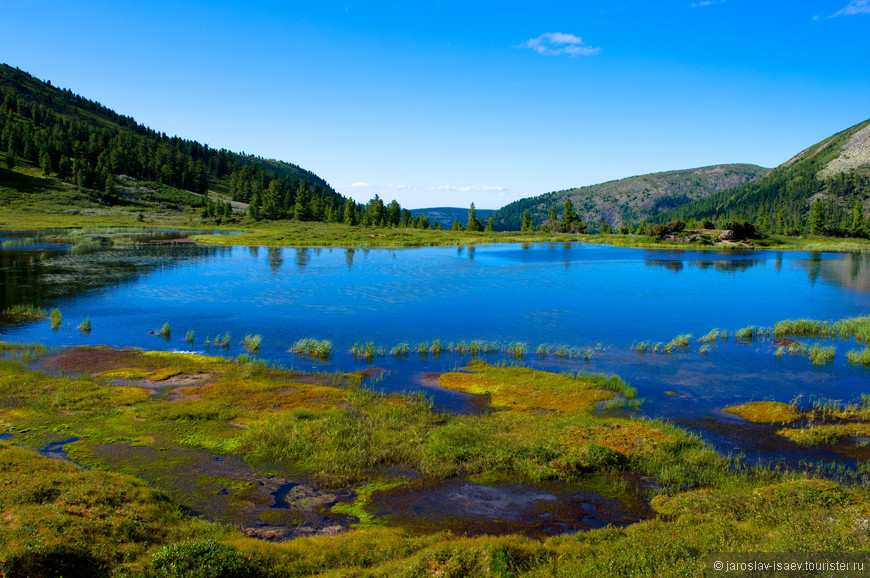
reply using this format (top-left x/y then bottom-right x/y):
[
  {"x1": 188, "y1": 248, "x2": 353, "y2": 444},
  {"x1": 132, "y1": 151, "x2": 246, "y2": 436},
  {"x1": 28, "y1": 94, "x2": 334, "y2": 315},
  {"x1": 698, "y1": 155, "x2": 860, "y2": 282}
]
[
  {"x1": 831, "y1": 0, "x2": 870, "y2": 16},
  {"x1": 519, "y1": 32, "x2": 600, "y2": 57},
  {"x1": 349, "y1": 181, "x2": 371, "y2": 188},
  {"x1": 691, "y1": 0, "x2": 726, "y2": 7}
]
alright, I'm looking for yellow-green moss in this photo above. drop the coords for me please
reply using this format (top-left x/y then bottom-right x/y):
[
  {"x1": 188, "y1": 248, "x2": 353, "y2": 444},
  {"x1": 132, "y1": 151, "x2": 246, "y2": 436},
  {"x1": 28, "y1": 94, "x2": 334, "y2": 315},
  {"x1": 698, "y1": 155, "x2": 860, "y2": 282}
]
[{"x1": 722, "y1": 401, "x2": 801, "y2": 424}]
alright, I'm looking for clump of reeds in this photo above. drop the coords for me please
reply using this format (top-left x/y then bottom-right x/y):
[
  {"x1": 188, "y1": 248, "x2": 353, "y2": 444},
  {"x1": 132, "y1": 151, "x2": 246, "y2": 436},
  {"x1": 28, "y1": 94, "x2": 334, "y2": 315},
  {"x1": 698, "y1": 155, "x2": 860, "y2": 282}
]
[
  {"x1": 78, "y1": 317, "x2": 91, "y2": 333},
  {"x1": 506, "y1": 342, "x2": 526, "y2": 359},
  {"x1": 430, "y1": 339, "x2": 441, "y2": 356},
  {"x1": 70, "y1": 238, "x2": 102, "y2": 256},
  {"x1": 391, "y1": 342, "x2": 410, "y2": 357},
  {"x1": 416, "y1": 341, "x2": 429, "y2": 356},
  {"x1": 210, "y1": 332, "x2": 231, "y2": 349},
  {"x1": 537, "y1": 344, "x2": 551, "y2": 356},
  {"x1": 734, "y1": 326, "x2": 756, "y2": 340},
  {"x1": 846, "y1": 347, "x2": 870, "y2": 366},
  {"x1": 699, "y1": 343, "x2": 711, "y2": 354},
  {"x1": 808, "y1": 344, "x2": 835, "y2": 366},
  {"x1": 49, "y1": 308, "x2": 62, "y2": 329},
  {"x1": 632, "y1": 341, "x2": 651, "y2": 353},
  {"x1": 243, "y1": 334, "x2": 262, "y2": 353},
  {"x1": 670, "y1": 334, "x2": 691, "y2": 347},
  {"x1": 834, "y1": 317, "x2": 870, "y2": 344},
  {"x1": 184, "y1": 330, "x2": 195, "y2": 342},
  {"x1": 699, "y1": 329, "x2": 719, "y2": 343},
  {"x1": 774, "y1": 319, "x2": 835, "y2": 339},
  {"x1": 157, "y1": 323, "x2": 171, "y2": 338},
  {"x1": 294, "y1": 338, "x2": 333, "y2": 360},
  {"x1": 4, "y1": 304, "x2": 48, "y2": 318}
]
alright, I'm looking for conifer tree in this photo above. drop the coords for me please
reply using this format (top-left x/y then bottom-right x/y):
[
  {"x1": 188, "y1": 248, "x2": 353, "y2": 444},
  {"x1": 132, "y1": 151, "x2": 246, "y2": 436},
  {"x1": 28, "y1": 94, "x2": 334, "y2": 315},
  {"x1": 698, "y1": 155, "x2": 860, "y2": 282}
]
[{"x1": 521, "y1": 209, "x2": 532, "y2": 232}]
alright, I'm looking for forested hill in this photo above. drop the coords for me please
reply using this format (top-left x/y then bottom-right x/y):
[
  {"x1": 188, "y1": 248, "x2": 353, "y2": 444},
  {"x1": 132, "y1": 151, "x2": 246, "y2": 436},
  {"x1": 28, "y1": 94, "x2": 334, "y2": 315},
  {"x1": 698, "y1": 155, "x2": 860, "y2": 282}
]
[
  {"x1": 413, "y1": 206, "x2": 495, "y2": 227},
  {"x1": 0, "y1": 63, "x2": 343, "y2": 219},
  {"x1": 489, "y1": 164, "x2": 768, "y2": 232},
  {"x1": 656, "y1": 119, "x2": 870, "y2": 234}
]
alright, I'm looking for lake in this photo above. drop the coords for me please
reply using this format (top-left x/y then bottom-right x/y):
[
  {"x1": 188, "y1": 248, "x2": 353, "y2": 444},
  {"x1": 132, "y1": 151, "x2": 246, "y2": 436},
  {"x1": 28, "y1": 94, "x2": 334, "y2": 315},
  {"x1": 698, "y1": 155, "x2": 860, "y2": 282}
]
[{"x1": 2, "y1": 235, "x2": 869, "y2": 463}]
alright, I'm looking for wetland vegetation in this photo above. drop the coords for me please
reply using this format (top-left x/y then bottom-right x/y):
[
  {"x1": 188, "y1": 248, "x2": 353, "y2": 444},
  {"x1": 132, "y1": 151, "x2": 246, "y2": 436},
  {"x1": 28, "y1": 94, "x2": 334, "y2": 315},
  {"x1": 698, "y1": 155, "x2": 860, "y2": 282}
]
[{"x1": 2, "y1": 342, "x2": 870, "y2": 576}]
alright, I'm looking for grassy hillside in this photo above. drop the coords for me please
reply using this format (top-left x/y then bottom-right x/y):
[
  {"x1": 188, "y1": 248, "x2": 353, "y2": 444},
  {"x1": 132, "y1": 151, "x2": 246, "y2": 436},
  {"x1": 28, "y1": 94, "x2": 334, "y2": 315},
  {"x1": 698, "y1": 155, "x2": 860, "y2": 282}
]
[
  {"x1": 658, "y1": 118, "x2": 870, "y2": 235},
  {"x1": 490, "y1": 164, "x2": 768, "y2": 232},
  {"x1": 0, "y1": 63, "x2": 344, "y2": 222}
]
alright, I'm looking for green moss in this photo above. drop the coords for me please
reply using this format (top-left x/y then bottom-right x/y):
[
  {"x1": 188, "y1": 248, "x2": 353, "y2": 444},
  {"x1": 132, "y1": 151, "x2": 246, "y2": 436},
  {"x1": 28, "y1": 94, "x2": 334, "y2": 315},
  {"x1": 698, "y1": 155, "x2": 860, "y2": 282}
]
[
  {"x1": 722, "y1": 401, "x2": 802, "y2": 424},
  {"x1": 331, "y1": 480, "x2": 407, "y2": 527}
]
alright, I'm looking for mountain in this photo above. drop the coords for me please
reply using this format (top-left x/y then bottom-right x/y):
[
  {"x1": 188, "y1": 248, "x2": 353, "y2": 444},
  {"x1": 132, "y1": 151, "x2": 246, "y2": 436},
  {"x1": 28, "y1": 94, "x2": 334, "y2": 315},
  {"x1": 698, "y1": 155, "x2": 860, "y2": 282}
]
[
  {"x1": 411, "y1": 206, "x2": 496, "y2": 228},
  {"x1": 0, "y1": 63, "x2": 344, "y2": 221},
  {"x1": 489, "y1": 164, "x2": 769, "y2": 232},
  {"x1": 658, "y1": 119, "x2": 870, "y2": 233}
]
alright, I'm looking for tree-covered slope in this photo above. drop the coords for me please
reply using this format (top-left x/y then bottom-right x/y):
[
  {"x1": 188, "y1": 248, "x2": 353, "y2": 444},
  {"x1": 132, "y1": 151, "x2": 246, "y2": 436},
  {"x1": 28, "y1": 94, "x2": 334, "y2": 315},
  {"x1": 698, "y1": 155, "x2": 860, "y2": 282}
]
[
  {"x1": 658, "y1": 119, "x2": 870, "y2": 234},
  {"x1": 490, "y1": 164, "x2": 768, "y2": 231},
  {"x1": 411, "y1": 206, "x2": 495, "y2": 227},
  {"x1": 0, "y1": 63, "x2": 344, "y2": 220}
]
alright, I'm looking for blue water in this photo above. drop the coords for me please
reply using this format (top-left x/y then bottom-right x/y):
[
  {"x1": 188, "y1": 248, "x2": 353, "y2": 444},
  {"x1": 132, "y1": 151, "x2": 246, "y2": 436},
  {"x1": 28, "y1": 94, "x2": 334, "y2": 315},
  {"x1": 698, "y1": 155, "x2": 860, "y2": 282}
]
[{"x1": 2, "y1": 241, "x2": 869, "y2": 428}]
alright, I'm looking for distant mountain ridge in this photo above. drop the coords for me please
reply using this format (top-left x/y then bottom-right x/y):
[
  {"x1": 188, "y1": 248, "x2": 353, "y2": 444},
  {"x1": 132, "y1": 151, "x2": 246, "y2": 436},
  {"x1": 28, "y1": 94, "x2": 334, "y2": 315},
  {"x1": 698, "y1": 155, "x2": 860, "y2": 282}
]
[
  {"x1": 489, "y1": 164, "x2": 769, "y2": 231},
  {"x1": 658, "y1": 118, "x2": 870, "y2": 232}
]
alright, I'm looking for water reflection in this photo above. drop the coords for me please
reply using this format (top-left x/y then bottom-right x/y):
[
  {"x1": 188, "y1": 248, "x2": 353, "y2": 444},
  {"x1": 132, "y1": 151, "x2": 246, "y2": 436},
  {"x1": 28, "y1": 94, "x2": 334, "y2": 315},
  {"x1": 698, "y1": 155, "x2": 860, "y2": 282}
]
[
  {"x1": 295, "y1": 248, "x2": 309, "y2": 271},
  {"x1": 345, "y1": 248, "x2": 355, "y2": 271},
  {"x1": 267, "y1": 247, "x2": 283, "y2": 273},
  {"x1": 795, "y1": 251, "x2": 870, "y2": 292},
  {"x1": 644, "y1": 259, "x2": 763, "y2": 274},
  {"x1": 0, "y1": 243, "x2": 221, "y2": 317}
]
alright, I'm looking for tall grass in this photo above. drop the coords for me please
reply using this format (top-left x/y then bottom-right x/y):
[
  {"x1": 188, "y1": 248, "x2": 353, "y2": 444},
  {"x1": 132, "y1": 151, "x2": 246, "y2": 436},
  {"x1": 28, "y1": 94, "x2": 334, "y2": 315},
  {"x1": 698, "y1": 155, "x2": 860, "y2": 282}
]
[
  {"x1": 391, "y1": 342, "x2": 410, "y2": 357},
  {"x1": 699, "y1": 329, "x2": 719, "y2": 343},
  {"x1": 505, "y1": 342, "x2": 526, "y2": 359},
  {"x1": 846, "y1": 347, "x2": 870, "y2": 366},
  {"x1": 77, "y1": 317, "x2": 91, "y2": 332},
  {"x1": 49, "y1": 308, "x2": 62, "y2": 329},
  {"x1": 157, "y1": 322, "x2": 171, "y2": 337},
  {"x1": 294, "y1": 338, "x2": 333, "y2": 360},
  {"x1": 184, "y1": 330, "x2": 195, "y2": 342},
  {"x1": 69, "y1": 238, "x2": 103, "y2": 255},
  {"x1": 243, "y1": 334, "x2": 262, "y2": 353},
  {"x1": 4, "y1": 304, "x2": 47, "y2": 318},
  {"x1": 808, "y1": 344, "x2": 835, "y2": 366}
]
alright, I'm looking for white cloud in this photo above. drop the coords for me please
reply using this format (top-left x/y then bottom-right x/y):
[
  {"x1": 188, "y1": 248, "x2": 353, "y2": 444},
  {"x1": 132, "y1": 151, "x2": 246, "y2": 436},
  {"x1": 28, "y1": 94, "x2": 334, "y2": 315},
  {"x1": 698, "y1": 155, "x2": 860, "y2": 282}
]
[
  {"x1": 691, "y1": 0, "x2": 726, "y2": 7},
  {"x1": 831, "y1": 0, "x2": 870, "y2": 16},
  {"x1": 519, "y1": 32, "x2": 600, "y2": 57},
  {"x1": 425, "y1": 185, "x2": 505, "y2": 192},
  {"x1": 353, "y1": 183, "x2": 506, "y2": 193}
]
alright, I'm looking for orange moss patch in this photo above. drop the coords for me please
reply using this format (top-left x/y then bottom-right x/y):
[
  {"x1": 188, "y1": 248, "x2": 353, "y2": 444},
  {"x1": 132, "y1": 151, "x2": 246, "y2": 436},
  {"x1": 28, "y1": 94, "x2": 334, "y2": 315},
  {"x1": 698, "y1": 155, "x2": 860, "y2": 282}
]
[
  {"x1": 722, "y1": 402, "x2": 801, "y2": 424},
  {"x1": 438, "y1": 362, "x2": 614, "y2": 413},
  {"x1": 561, "y1": 422, "x2": 677, "y2": 457}
]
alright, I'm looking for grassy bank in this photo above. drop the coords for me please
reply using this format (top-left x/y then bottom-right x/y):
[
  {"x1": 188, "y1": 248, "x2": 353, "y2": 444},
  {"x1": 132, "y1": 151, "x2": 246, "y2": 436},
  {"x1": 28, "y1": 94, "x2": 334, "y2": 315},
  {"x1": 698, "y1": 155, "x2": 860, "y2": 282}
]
[{"x1": 1, "y1": 342, "x2": 870, "y2": 575}]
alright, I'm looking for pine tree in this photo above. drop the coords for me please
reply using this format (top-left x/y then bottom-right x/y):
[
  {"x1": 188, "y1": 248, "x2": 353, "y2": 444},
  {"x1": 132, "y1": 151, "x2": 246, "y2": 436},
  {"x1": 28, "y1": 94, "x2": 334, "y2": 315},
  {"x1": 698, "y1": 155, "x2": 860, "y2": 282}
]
[
  {"x1": 451, "y1": 218, "x2": 463, "y2": 231},
  {"x1": 521, "y1": 209, "x2": 532, "y2": 232},
  {"x1": 485, "y1": 217, "x2": 494, "y2": 232},
  {"x1": 809, "y1": 199, "x2": 825, "y2": 235},
  {"x1": 466, "y1": 203, "x2": 483, "y2": 231},
  {"x1": 342, "y1": 199, "x2": 356, "y2": 225},
  {"x1": 852, "y1": 202, "x2": 865, "y2": 236}
]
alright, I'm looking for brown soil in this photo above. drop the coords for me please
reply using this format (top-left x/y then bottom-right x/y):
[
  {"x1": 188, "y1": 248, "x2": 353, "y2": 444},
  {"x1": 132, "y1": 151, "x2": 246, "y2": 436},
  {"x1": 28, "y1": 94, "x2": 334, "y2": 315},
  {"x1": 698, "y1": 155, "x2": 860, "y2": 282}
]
[{"x1": 40, "y1": 347, "x2": 142, "y2": 374}]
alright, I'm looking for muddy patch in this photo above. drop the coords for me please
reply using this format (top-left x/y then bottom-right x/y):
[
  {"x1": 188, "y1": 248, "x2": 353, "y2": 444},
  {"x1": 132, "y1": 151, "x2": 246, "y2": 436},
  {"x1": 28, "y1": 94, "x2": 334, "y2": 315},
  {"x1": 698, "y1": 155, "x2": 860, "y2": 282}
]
[
  {"x1": 84, "y1": 441, "x2": 353, "y2": 539},
  {"x1": 371, "y1": 478, "x2": 651, "y2": 538},
  {"x1": 40, "y1": 346, "x2": 142, "y2": 374}
]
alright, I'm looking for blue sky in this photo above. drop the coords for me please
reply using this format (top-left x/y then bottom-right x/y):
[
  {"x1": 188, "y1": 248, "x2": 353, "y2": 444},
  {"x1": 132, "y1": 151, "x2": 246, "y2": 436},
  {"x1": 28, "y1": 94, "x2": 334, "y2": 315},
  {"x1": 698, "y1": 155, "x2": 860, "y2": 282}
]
[{"x1": 2, "y1": 1, "x2": 869, "y2": 209}]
